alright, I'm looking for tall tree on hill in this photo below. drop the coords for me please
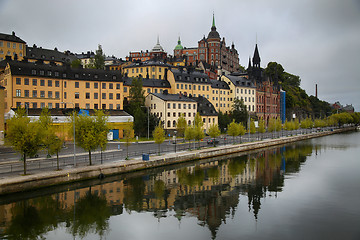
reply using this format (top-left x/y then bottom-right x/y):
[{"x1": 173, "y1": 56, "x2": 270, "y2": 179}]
[{"x1": 94, "y1": 44, "x2": 105, "y2": 70}]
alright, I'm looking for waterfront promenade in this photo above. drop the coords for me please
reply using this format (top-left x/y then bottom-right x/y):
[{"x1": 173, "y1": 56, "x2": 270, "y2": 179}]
[{"x1": 0, "y1": 126, "x2": 356, "y2": 195}]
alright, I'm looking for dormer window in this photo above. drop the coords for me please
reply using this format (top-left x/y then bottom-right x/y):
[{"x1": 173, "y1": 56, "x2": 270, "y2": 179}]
[
  {"x1": 112, "y1": 75, "x2": 117, "y2": 80},
  {"x1": 94, "y1": 74, "x2": 98, "y2": 79},
  {"x1": 47, "y1": 71, "x2": 52, "y2": 76},
  {"x1": 75, "y1": 74, "x2": 79, "y2": 78},
  {"x1": 40, "y1": 70, "x2": 44, "y2": 75}
]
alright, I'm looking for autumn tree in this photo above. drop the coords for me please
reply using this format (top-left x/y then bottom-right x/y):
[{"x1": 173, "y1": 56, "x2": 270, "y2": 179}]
[
  {"x1": 5, "y1": 108, "x2": 43, "y2": 175},
  {"x1": 153, "y1": 122, "x2": 165, "y2": 155},
  {"x1": 208, "y1": 124, "x2": 220, "y2": 147}
]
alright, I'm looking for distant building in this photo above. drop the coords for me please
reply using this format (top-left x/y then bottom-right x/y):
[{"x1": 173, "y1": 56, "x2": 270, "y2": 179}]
[
  {"x1": 173, "y1": 14, "x2": 240, "y2": 74},
  {"x1": 192, "y1": 95, "x2": 218, "y2": 132},
  {"x1": 0, "y1": 85, "x2": 5, "y2": 144},
  {"x1": 126, "y1": 37, "x2": 167, "y2": 62},
  {"x1": 26, "y1": 45, "x2": 77, "y2": 66},
  {"x1": 0, "y1": 32, "x2": 26, "y2": 61}
]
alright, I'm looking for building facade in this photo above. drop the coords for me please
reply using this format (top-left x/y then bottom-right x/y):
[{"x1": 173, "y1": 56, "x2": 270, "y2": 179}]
[
  {"x1": 145, "y1": 92, "x2": 197, "y2": 131},
  {"x1": 0, "y1": 32, "x2": 26, "y2": 61},
  {"x1": 0, "y1": 60, "x2": 124, "y2": 112}
]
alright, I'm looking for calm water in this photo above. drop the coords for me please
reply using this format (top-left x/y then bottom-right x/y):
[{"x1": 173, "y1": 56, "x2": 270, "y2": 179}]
[{"x1": 1, "y1": 131, "x2": 360, "y2": 240}]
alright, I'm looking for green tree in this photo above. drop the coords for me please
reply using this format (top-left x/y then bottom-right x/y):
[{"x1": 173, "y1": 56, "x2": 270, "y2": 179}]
[
  {"x1": 194, "y1": 112, "x2": 204, "y2": 128},
  {"x1": 5, "y1": 108, "x2": 43, "y2": 175},
  {"x1": 39, "y1": 108, "x2": 54, "y2": 158},
  {"x1": 93, "y1": 44, "x2": 105, "y2": 69},
  {"x1": 250, "y1": 119, "x2": 256, "y2": 134},
  {"x1": 238, "y1": 122, "x2": 246, "y2": 143},
  {"x1": 194, "y1": 125, "x2": 204, "y2": 149},
  {"x1": 218, "y1": 111, "x2": 231, "y2": 132},
  {"x1": 258, "y1": 118, "x2": 266, "y2": 139},
  {"x1": 227, "y1": 120, "x2": 240, "y2": 144},
  {"x1": 184, "y1": 125, "x2": 196, "y2": 150},
  {"x1": 176, "y1": 114, "x2": 187, "y2": 140},
  {"x1": 71, "y1": 110, "x2": 108, "y2": 165},
  {"x1": 123, "y1": 120, "x2": 133, "y2": 160},
  {"x1": 71, "y1": 59, "x2": 82, "y2": 68},
  {"x1": 48, "y1": 132, "x2": 64, "y2": 170},
  {"x1": 268, "y1": 117, "x2": 276, "y2": 135},
  {"x1": 231, "y1": 98, "x2": 248, "y2": 124},
  {"x1": 208, "y1": 124, "x2": 220, "y2": 146},
  {"x1": 264, "y1": 62, "x2": 284, "y2": 83},
  {"x1": 153, "y1": 122, "x2": 165, "y2": 155}
]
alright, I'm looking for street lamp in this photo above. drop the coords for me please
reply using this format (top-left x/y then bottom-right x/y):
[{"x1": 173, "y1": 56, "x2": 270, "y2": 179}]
[
  {"x1": 174, "y1": 130, "x2": 177, "y2": 153},
  {"x1": 61, "y1": 102, "x2": 76, "y2": 167}
]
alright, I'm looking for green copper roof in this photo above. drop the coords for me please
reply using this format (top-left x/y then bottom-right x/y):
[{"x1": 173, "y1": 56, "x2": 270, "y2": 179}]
[
  {"x1": 174, "y1": 36, "x2": 183, "y2": 50},
  {"x1": 212, "y1": 13, "x2": 216, "y2": 28}
]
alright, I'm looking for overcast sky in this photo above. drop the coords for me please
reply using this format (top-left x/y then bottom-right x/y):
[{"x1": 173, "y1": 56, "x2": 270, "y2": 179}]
[{"x1": 1, "y1": 0, "x2": 359, "y2": 111}]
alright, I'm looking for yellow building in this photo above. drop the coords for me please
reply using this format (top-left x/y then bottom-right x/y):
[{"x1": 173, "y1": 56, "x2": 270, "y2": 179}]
[
  {"x1": 0, "y1": 60, "x2": 123, "y2": 112},
  {"x1": 0, "y1": 32, "x2": 26, "y2": 61},
  {"x1": 145, "y1": 92, "x2": 197, "y2": 131},
  {"x1": 221, "y1": 74, "x2": 256, "y2": 113},
  {"x1": 123, "y1": 60, "x2": 173, "y2": 80},
  {"x1": 209, "y1": 79, "x2": 232, "y2": 114}
]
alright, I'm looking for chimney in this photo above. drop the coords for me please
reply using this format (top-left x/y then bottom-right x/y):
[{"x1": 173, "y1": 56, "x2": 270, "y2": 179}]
[
  {"x1": 315, "y1": 84, "x2": 318, "y2": 98},
  {"x1": 12, "y1": 31, "x2": 15, "y2": 36}
]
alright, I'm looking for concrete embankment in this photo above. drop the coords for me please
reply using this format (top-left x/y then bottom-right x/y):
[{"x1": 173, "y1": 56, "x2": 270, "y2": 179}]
[{"x1": 0, "y1": 127, "x2": 355, "y2": 195}]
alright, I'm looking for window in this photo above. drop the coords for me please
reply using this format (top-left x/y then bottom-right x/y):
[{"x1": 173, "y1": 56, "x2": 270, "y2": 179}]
[
  {"x1": 102, "y1": 83, "x2": 106, "y2": 89},
  {"x1": 48, "y1": 80, "x2": 52, "y2": 87},
  {"x1": 55, "y1": 91, "x2": 60, "y2": 98},
  {"x1": 86, "y1": 82, "x2": 90, "y2": 88},
  {"x1": 109, "y1": 104, "x2": 113, "y2": 109},
  {"x1": 94, "y1": 82, "x2": 98, "y2": 89},
  {"x1": 32, "y1": 90, "x2": 37, "y2": 97},
  {"x1": 86, "y1": 92, "x2": 90, "y2": 99},
  {"x1": 16, "y1": 89, "x2": 21, "y2": 97},
  {"x1": 24, "y1": 78, "x2": 29, "y2": 85},
  {"x1": 40, "y1": 79, "x2": 45, "y2": 86},
  {"x1": 75, "y1": 92, "x2": 79, "y2": 99},
  {"x1": 24, "y1": 90, "x2": 29, "y2": 97},
  {"x1": 116, "y1": 83, "x2": 120, "y2": 89},
  {"x1": 116, "y1": 104, "x2": 121, "y2": 110},
  {"x1": 124, "y1": 87, "x2": 127, "y2": 92},
  {"x1": 94, "y1": 93, "x2": 98, "y2": 99},
  {"x1": 116, "y1": 93, "x2": 120, "y2": 100},
  {"x1": 55, "y1": 81, "x2": 59, "y2": 87},
  {"x1": 173, "y1": 120, "x2": 176, "y2": 127},
  {"x1": 64, "y1": 81, "x2": 67, "y2": 88},
  {"x1": 109, "y1": 93, "x2": 113, "y2": 99},
  {"x1": 32, "y1": 79, "x2": 37, "y2": 86},
  {"x1": 64, "y1": 92, "x2": 67, "y2": 99},
  {"x1": 40, "y1": 91, "x2": 45, "y2": 98},
  {"x1": 40, "y1": 70, "x2": 44, "y2": 76},
  {"x1": 86, "y1": 104, "x2": 90, "y2": 109},
  {"x1": 48, "y1": 91, "x2": 52, "y2": 98},
  {"x1": 102, "y1": 93, "x2": 106, "y2": 99},
  {"x1": 173, "y1": 103, "x2": 176, "y2": 109},
  {"x1": 167, "y1": 103, "x2": 171, "y2": 109},
  {"x1": 48, "y1": 103, "x2": 53, "y2": 109},
  {"x1": 109, "y1": 83, "x2": 113, "y2": 89},
  {"x1": 33, "y1": 102, "x2": 37, "y2": 108},
  {"x1": 167, "y1": 121, "x2": 171, "y2": 127},
  {"x1": 75, "y1": 82, "x2": 79, "y2": 88},
  {"x1": 183, "y1": 104, "x2": 186, "y2": 109},
  {"x1": 168, "y1": 112, "x2": 171, "y2": 117},
  {"x1": 41, "y1": 102, "x2": 45, "y2": 108},
  {"x1": 16, "y1": 78, "x2": 21, "y2": 85},
  {"x1": 102, "y1": 104, "x2": 106, "y2": 109},
  {"x1": 94, "y1": 104, "x2": 98, "y2": 109}
]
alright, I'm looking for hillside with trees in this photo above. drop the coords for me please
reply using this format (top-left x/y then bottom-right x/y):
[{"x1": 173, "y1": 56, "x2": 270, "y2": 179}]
[{"x1": 264, "y1": 62, "x2": 332, "y2": 119}]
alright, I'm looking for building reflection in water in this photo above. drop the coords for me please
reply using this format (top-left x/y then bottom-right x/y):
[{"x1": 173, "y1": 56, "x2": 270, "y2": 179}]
[{"x1": 0, "y1": 143, "x2": 314, "y2": 239}]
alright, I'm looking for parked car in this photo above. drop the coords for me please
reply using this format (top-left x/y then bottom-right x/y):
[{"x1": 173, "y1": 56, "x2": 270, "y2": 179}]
[{"x1": 207, "y1": 139, "x2": 219, "y2": 145}]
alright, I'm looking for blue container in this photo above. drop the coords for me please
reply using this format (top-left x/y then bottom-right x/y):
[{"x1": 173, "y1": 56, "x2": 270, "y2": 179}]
[{"x1": 142, "y1": 154, "x2": 149, "y2": 161}]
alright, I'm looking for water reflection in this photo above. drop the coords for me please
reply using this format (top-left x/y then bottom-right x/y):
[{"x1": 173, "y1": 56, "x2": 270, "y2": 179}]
[{"x1": 0, "y1": 142, "x2": 319, "y2": 239}]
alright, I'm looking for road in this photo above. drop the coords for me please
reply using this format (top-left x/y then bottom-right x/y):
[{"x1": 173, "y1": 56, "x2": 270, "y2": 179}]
[{"x1": 0, "y1": 128, "x2": 329, "y2": 178}]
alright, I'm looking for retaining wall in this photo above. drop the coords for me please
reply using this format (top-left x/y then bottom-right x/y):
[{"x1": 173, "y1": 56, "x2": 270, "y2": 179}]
[{"x1": 0, "y1": 127, "x2": 355, "y2": 195}]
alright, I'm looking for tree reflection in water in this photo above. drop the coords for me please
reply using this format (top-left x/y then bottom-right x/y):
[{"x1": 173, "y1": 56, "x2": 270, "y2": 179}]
[
  {"x1": 0, "y1": 142, "x2": 316, "y2": 239},
  {"x1": 68, "y1": 188, "x2": 111, "y2": 239}
]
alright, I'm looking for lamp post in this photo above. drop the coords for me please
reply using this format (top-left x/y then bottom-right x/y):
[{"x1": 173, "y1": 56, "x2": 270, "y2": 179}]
[
  {"x1": 61, "y1": 102, "x2": 76, "y2": 167},
  {"x1": 174, "y1": 130, "x2": 177, "y2": 153}
]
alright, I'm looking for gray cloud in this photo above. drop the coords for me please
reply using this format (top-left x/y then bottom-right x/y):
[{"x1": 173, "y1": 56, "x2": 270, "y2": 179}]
[{"x1": 1, "y1": 0, "x2": 359, "y2": 110}]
